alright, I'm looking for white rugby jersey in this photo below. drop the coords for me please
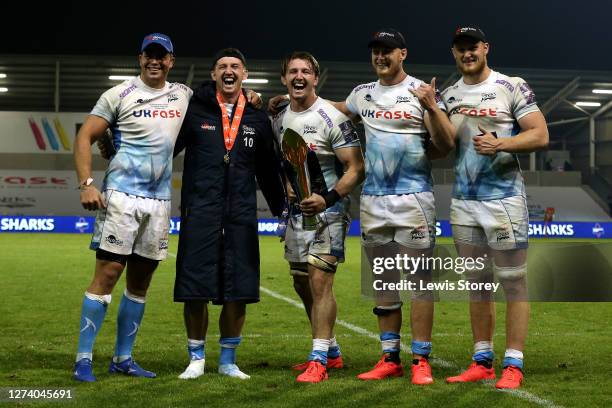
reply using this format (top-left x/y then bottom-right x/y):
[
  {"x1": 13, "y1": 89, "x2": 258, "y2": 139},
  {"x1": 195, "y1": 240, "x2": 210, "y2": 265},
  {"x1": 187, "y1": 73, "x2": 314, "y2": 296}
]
[
  {"x1": 91, "y1": 76, "x2": 192, "y2": 199},
  {"x1": 345, "y1": 74, "x2": 445, "y2": 196},
  {"x1": 442, "y1": 70, "x2": 539, "y2": 200},
  {"x1": 271, "y1": 97, "x2": 361, "y2": 214}
]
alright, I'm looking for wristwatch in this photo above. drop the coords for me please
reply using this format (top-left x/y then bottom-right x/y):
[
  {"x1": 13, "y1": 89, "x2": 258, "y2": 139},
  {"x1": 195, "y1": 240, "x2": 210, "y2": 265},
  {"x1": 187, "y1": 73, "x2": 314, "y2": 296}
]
[{"x1": 78, "y1": 177, "x2": 94, "y2": 190}]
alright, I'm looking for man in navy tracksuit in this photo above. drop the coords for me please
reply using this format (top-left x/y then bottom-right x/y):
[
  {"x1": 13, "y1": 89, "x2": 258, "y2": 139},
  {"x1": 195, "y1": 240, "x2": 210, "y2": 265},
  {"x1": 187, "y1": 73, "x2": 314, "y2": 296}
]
[{"x1": 173, "y1": 48, "x2": 285, "y2": 380}]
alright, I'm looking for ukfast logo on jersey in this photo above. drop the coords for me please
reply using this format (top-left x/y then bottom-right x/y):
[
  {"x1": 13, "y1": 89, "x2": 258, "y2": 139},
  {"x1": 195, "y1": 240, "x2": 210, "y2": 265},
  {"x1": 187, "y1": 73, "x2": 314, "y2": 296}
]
[
  {"x1": 132, "y1": 109, "x2": 182, "y2": 119},
  {"x1": 361, "y1": 109, "x2": 412, "y2": 120},
  {"x1": 454, "y1": 107, "x2": 497, "y2": 117}
]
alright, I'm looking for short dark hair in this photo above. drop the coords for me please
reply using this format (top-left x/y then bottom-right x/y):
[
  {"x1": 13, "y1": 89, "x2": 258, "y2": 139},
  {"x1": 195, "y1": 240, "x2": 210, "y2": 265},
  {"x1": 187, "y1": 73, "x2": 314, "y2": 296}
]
[
  {"x1": 211, "y1": 48, "x2": 247, "y2": 70},
  {"x1": 280, "y1": 51, "x2": 320, "y2": 77}
]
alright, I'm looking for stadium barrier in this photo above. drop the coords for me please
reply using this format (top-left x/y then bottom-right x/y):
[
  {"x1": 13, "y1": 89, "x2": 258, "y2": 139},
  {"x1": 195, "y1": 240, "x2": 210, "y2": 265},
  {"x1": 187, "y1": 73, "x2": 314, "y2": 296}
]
[{"x1": 1, "y1": 216, "x2": 610, "y2": 239}]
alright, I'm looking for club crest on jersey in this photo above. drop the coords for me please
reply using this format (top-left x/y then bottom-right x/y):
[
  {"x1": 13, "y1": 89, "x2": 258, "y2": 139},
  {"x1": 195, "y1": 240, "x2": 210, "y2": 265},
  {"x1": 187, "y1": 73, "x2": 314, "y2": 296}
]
[
  {"x1": 242, "y1": 125, "x2": 256, "y2": 135},
  {"x1": 396, "y1": 95, "x2": 413, "y2": 104},
  {"x1": 481, "y1": 92, "x2": 497, "y2": 102},
  {"x1": 303, "y1": 125, "x2": 318, "y2": 135}
]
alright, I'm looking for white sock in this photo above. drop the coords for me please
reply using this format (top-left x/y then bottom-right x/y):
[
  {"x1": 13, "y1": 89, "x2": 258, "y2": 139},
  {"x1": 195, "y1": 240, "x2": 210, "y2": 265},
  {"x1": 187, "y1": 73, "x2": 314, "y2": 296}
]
[{"x1": 178, "y1": 359, "x2": 205, "y2": 380}]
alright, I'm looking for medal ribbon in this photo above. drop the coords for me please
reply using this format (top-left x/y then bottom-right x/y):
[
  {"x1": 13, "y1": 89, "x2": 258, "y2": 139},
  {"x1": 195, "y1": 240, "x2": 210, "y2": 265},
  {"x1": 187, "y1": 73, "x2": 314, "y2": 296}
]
[{"x1": 216, "y1": 90, "x2": 246, "y2": 155}]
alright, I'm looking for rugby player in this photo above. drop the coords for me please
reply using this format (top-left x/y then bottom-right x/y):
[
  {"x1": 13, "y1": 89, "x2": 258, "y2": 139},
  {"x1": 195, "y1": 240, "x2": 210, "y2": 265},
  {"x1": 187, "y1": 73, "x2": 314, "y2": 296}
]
[
  {"x1": 72, "y1": 33, "x2": 192, "y2": 382},
  {"x1": 343, "y1": 29, "x2": 455, "y2": 385},
  {"x1": 442, "y1": 26, "x2": 548, "y2": 389},
  {"x1": 271, "y1": 52, "x2": 365, "y2": 383}
]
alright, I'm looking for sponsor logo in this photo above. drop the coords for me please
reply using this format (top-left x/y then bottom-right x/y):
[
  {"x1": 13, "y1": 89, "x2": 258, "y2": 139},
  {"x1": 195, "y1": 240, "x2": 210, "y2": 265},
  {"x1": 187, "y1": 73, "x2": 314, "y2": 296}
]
[
  {"x1": 258, "y1": 221, "x2": 279, "y2": 233},
  {"x1": 339, "y1": 120, "x2": 359, "y2": 143},
  {"x1": 396, "y1": 95, "x2": 413, "y2": 104},
  {"x1": 446, "y1": 96, "x2": 461, "y2": 104},
  {"x1": 361, "y1": 109, "x2": 412, "y2": 120},
  {"x1": 1, "y1": 217, "x2": 55, "y2": 231},
  {"x1": 481, "y1": 92, "x2": 497, "y2": 102},
  {"x1": 0, "y1": 197, "x2": 35, "y2": 208},
  {"x1": 364, "y1": 94, "x2": 372, "y2": 102},
  {"x1": 496, "y1": 229, "x2": 510, "y2": 242},
  {"x1": 242, "y1": 125, "x2": 256, "y2": 135},
  {"x1": 132, "y1": 109, "x2": 181, "y2": 119},
  {"x1": 201, "y1": 122, "x2": 216, "y2": 131},
  {"x1": 456, "y1": 107, "x2": 497, "y2": 117},
  {"x1": 495, "y1": 79, "x2": 515, "y2": 92},
  {"x1": 136, "y1": 98, "x2": 153, "y2": 104},
  {"x1": 592, "y1": 223, "x2": 605, "y2": 238},
  {"x1": 169, "y1": 219, "x2": 181, "y2": 234},
  {"x1": 519, "y1": 83, "x2": 536, "y2": 104},
  {"x1": 75, "y1": 217, "x2": 90, "y2": 233},
  {"x1": 159, "y1": 239, "x2": 169, "y2": 250},
  {"x1": 105, "y1": 235, "x2": 123, "y2": 246},
  {"x1": 167, "y1": 93, "x2": 179, "y2": 102},
  {"x1": 528, "y1": 223, "x2": 574, "y2": 236},
  {"x1": 119, "y1": 84, "x2": 137, "y2": 98},
  {"x1": 353, "y1": 83, "x2": 375, "y2": 93},
  {"x1": 0, "y1": 176, "x2": 67, "y2": 186},
  {"x1": 410, "y1": 226, "x2": 426, "y2": 240},
  {"x1": 376, "y1": 31, "x2": 395, "y2": 38},
  {"x1": 316, "y1": 109, "x2": 334, "y2": 128}
]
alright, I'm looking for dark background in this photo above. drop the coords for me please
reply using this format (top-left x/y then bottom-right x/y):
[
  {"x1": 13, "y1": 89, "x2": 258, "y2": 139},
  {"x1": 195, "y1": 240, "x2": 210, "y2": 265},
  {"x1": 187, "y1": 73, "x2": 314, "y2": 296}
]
[{"x1": 3, "y1": 0, "x2": 611, "y2": 70}]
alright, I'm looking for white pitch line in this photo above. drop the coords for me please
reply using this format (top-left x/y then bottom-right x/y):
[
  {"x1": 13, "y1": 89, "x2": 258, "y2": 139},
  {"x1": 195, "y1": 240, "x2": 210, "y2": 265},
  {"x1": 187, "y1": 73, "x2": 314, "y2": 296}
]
[
  {"x1": 168, "y1": 252, "x2": 562, "y2": 408},
  {"x1": 260, "y1": 285, "x2": 563, "y2": 408}
]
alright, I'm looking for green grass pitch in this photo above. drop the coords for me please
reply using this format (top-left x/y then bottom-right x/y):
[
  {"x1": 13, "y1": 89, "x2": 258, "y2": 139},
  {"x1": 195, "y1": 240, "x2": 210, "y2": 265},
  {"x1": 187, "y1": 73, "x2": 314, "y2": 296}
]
[{"x1": 0, "y1": 234, "x2": 611, "y2": 407}]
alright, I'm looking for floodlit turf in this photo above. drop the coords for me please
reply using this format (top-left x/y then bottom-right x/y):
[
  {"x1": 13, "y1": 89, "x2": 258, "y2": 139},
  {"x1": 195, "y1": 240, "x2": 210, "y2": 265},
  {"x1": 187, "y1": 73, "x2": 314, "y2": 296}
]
[{"x1": 1, "y1": 234, "x2": 611, "y2": 407}]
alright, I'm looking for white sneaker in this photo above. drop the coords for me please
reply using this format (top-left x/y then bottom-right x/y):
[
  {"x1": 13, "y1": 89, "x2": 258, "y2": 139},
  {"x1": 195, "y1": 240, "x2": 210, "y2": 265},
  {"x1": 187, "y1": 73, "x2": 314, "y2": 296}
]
[
  {"x1": 218, "y1": 363, "x2": 250, "y2": 379},
  {"x1": 178, "y1": 359, "x2": 205, "y2": 379}
]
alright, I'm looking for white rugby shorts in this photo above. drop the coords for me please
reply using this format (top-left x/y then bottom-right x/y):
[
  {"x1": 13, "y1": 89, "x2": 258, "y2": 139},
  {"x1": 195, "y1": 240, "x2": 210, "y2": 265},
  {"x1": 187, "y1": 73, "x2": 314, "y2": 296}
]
[
  {"x1": 90, "y1": 190, "x2": 171, "y2": 260},
  {"x1": 360, "y1": 192, "x2": 436, "y2": 249},
  {"x1": 450, "y1": 195, "x2": 529, "y2": 250}
]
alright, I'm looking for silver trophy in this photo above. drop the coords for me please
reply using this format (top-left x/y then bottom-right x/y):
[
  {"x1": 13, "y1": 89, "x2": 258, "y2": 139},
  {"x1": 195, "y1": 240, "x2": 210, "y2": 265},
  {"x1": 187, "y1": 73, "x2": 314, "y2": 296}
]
[{"x1": 281, "y1": 128, "x2": 321, "y2": 231}]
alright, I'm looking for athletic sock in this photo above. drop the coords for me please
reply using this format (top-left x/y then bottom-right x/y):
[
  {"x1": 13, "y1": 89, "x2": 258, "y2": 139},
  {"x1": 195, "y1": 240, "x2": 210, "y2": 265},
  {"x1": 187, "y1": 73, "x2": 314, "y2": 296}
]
[
  {"x1": 503, "y1": 348, "x2": 524, "y2": 370},
  {"x1": 411, "y1": 340, "x2": 432, "y2": 362},
  {"x1": 380, "y1": 331, "x2": 401, "y2": 362},
  {"x1": 327, "y1": 336, "x2": 341, "y2": 359},
  {"x1": 76, "y1": 292, "x2": 111, "y2": 362},
  {"x1": 219, "y1": 336, "x2": 242, "y2": 365},
  {"x1": 113, "y1": 290, "x2": 145, "y2": 363},
  {"x1": 473, "y1": 341, "x2": 494, "y2": 368},
  {"x1": 308, "y1": 338, "x2": 330, "y2": 365},
  {"x1": 187, "y1": 339, "x2": 205, "y2": 360}
]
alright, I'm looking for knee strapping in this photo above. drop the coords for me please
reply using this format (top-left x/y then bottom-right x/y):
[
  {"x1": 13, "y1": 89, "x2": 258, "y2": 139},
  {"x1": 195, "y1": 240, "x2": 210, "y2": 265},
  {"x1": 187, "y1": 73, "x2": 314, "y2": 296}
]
[
  {"x1": 289, "y1": 262, "x2": 308, "y2": 276},
  {"x1": 494, "y1": 262, "x2": 527, "y2": 280},
  {"x1": 373, "y1": 303, "x2": 402, "y2": 316},
  {"x1": 308, "y1": 254, "x2": 338, "y2": 273}
]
